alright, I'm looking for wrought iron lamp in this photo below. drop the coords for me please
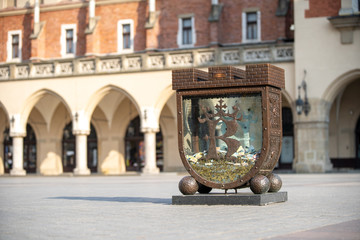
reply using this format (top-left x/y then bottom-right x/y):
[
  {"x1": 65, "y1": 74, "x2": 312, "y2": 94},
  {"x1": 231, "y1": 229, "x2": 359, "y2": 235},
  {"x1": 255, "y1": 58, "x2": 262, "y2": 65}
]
[{"x1": 296, "y1": 70, "x2": 311, "y2": 116}]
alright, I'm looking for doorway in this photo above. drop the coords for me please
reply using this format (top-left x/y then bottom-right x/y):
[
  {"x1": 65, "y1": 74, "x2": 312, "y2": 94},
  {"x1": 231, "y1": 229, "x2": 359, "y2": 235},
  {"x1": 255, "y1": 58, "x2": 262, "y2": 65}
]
[
  {"x1": 125, "y1": 116, "x2": 163, "y2": 172},
  {"x1": 278, "y1": 107, "x2": 294, "y2": 169},
  {"x1": 3, "y1": 124, "x2": 37, "y2": 173},
  {"x1": 62, "y1": 122, "x2": 98, "y2": 173}
]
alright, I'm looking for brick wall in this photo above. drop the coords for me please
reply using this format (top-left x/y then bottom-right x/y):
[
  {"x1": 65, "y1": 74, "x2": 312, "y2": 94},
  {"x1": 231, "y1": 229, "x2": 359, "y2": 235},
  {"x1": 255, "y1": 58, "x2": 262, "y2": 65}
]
[
  {"x1": 305, "y1": 0, "x2": 341, "y2": 18},
  {"x1": 0, "y1": 0, "x2": 293, "y2": 62},
  {"x1": 0, "y1": 14, "x2": 33, "y2": 62}
]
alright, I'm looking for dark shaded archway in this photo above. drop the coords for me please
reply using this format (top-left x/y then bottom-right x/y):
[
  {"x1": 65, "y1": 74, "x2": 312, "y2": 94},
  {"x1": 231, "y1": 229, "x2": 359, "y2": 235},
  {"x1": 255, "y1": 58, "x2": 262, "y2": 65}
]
[
  {"x1": 125, "y1": 116, "x2": 163, "y2": 172},
  {"x1": 62, "y1": 122, "x2": 98, "y2": 173},
  {"x1": 3, "y1": 124, "x2": 37, "y2": 173}
]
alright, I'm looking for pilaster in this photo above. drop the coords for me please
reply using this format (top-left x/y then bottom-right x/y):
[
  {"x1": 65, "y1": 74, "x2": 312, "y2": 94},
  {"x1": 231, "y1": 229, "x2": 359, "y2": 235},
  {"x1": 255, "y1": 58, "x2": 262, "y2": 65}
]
[{"x1": 293, "y1": 99, "x2": 333, "y2": 173}]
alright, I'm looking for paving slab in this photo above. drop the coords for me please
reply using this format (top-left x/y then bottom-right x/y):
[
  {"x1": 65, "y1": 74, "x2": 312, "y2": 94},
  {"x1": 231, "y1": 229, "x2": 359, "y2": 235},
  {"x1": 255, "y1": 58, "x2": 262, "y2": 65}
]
[{"x1": 0, "y1": 173, "x2": 359, "y2": 240}]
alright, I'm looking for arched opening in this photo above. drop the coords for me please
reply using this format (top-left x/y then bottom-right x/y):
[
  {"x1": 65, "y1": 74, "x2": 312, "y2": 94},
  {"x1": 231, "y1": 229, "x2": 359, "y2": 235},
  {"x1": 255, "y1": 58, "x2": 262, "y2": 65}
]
[
  {"x1": 62, "y1": 122, "x2": 98, "y2": 173},
  {"x1": 124, "y1": 116, "x2": 163, "y2": 172},
  {"x1": 329, "y1": 78, "x2": 360, "y2": 169},
  {"x1": 278, "y1": 107, "x2": 294, "y2": 169},
  {"x1": 3, "y1": 124, "x2": 37, "y2": 173}
]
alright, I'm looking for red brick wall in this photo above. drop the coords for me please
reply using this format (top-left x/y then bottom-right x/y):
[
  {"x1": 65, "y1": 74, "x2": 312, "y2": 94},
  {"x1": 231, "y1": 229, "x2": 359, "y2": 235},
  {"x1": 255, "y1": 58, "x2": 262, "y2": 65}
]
[
  {"x1": 0, "y1": 0, "x2": 292, "y2": 62},
  {"x1": 96, "y1": 1, "x2": 147, "y2": 53},
  {"x1": 305, "y1": 0, "x2": 341, "y2": 18},
  {"x1": 157, "y1": 0, "x2": 212, "y2": 49},
  {"x1": 39, "y1": 7, "x2": 88, "y2": 58},
  {"x1": 219, "y1": 0, "x2": 288, "y2": 44},
  {"x1": 0, "y1": 14, "x2": 33, "y2": 61}
]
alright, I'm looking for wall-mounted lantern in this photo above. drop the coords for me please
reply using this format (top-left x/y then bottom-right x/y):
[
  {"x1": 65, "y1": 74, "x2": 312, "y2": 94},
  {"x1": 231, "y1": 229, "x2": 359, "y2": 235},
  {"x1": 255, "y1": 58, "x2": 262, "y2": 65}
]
[
  {"x1": 172, "y1": 64, "x2": 286, "y2": 199},
  {"x1": 296, "y1": 70, "x2": 311, "y2": 116}
]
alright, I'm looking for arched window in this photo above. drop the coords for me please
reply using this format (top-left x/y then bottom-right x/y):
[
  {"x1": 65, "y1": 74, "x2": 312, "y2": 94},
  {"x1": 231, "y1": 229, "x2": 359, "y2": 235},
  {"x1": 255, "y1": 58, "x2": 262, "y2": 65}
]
[
  {"x1": 62, "y1": 122, "x2": 98, "y2": 173},
  {"x1": 125, "y1": 116, "x2": 163, "y2": 172},
  {"x1": 3, "y1": 124, "x2": 37, "y2": 173}
]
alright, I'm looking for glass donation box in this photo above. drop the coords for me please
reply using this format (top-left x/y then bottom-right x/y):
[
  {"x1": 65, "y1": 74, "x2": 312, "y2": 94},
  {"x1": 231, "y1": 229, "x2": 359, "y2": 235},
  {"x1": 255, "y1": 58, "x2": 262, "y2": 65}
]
[{"x1": 172, "y1": 64, "x2": 285, "y2": 195}]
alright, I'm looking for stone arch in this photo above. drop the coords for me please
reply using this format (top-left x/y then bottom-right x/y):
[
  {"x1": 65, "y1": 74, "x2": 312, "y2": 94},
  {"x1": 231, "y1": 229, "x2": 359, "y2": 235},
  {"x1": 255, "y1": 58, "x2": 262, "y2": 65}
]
[
  {"x1": 322, "y1": 69, "x2": 360, "y2": 115},
  {"x1": 85, "y1": 84, "x2": 141, "y2": 123},
  {"x1": 326, "y1": 70, "x2": 360, "y2": 167},
  {"x1": 154, "y1": 84, "x2": 176, "y2": 121},
  {"x1": 89, "y1": 86, "x2": 140, "y2": 174},
  {"x1": 20, "y1": 89, "x2": 72, "y2": 133}
]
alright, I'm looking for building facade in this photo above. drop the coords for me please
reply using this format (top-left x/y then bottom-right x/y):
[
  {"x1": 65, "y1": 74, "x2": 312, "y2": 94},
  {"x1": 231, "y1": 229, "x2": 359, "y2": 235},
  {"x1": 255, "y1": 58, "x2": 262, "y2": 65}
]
[{"x1": 0, "y1": 0, "x2": 359, "y2": 175}]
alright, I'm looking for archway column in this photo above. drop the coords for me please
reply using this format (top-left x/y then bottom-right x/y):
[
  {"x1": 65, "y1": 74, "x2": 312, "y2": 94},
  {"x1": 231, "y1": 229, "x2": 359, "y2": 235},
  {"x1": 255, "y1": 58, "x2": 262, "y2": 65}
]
[
  {"x1": 73, "y1": 132, "x2": 91, "y2": 175},
  {"x1": 293, "y1": 99, "x2": 333, "y2": 173},
  {"x1": 9, "y1": 114, "x2": 26, "y2": 176},
  {"x1": 10, "y1": 136, "x2": 26, "y2": 176},
  {"x1": 73, "y1": 111, "x2": 91, "y2": 175},
  {"x1": 141, "y1": 107, "x2": 160, "y2": 174},
  {"x1": 142, "y1": 128, "x2": 160, "y2": 174}
]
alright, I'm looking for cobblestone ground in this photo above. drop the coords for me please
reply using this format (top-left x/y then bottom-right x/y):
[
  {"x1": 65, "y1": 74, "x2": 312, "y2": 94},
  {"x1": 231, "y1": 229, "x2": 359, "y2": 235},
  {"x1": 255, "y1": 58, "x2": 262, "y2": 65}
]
[{"x1": 0, "y1": 173, "x2": 359, "y2": 240}]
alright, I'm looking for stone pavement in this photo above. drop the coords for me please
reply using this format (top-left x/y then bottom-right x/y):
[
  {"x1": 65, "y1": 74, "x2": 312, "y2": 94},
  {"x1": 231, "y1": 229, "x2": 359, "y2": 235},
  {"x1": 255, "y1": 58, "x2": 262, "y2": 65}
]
[{"x1": 0, "y1": 173, "x2": 359, "y2": 240}]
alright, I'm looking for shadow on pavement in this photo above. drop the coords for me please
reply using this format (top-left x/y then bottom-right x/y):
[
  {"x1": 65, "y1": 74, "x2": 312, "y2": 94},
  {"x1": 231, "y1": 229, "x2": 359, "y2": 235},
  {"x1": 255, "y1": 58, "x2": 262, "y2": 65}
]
[{"x1": 48, "y1": 196, "x2": 171, "y2": 205}]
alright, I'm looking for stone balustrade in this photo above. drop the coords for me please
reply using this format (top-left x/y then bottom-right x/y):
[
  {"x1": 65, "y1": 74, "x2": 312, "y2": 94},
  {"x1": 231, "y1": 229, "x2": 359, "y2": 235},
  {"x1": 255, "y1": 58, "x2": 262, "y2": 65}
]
[{"x1": 0, "y1": 43, "x2": 293, "y2": 81}]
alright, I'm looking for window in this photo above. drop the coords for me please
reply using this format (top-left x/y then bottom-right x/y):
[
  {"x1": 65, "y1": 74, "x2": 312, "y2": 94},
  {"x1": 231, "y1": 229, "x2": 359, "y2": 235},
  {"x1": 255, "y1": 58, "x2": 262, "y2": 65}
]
[
  {"x1": 122, "y1": 24, "x2": 131, "y2": 49},
  {"x1": 182, "y1": 18, "x2": 192, "y2": 45},
  {"x1": 118, "y1": 19, "x2": 134, "y2": 53},
  {"x1": 177, "y1": 15, "x2": 196, "y2": 48},
  {"x1": 66, "y1": 29, "x2": 74, "y2": 54},
  {"x1": 246, "y1": 13, "x2": 257, "y2": 40},
  {"x1": 61, "y1": 24, "x2": 77, "y2": 57},
  {"x1": 242, "y1": 11, "x2": 261, "y2": 43},
  {"x1": 7, "y1": 30, "x2": 22, "y2": 62}
]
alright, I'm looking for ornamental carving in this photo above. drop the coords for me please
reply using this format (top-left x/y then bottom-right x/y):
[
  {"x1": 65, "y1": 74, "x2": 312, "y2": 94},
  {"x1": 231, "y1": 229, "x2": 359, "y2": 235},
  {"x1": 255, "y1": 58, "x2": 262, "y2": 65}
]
[
  {"x1": 222, "y1": 50, "x2": 240, "y2": 64},
  {"x1": 80, "y1": 60, "x2": 95, "y2": 74},
  {"x1": 262, "y1": 135, "x2": 281, "y2": 170},
  {"x1": 244, "y1": 49, "x2": 271, "y2": 62},
  {"x1": 127, "y1": 57, "x2": 142, "y2": 70},
  {"x1": 0, "y1": 67, "x2": 10, "y2": 80},
  {"x1": 100, "y1": 59, "x2": 121, "y2": 72},
  {"x1": 170, "y1": 53, "x2": 193, "y2": 67},
  {"x1": 276, "y1": 47, "x2": 293, "y2": 60},
  {"x1": 269, "y1": 91, "x2": 281, "y2": 130},
  {"x1": 59, "y1": 62, "x2": 73, "y2": 75},
  {"x1": 148, "y1": 55, "x2": 165, "y2": 69},
  {"x1": 34, "y1": 64, "x2": 54, "y2": 77},
  {"x1": 199, "y1": 52, "x2": 215, "y2": 65},
  {"x1": 16, "y1": 65, "x2": 29, "y2": 78}
]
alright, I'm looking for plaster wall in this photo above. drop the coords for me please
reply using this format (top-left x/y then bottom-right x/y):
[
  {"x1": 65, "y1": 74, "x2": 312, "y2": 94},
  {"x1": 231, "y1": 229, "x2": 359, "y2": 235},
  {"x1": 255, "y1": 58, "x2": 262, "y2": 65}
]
[{"x1": 295, "y1": 0, "x2": 360, "y2": 102}]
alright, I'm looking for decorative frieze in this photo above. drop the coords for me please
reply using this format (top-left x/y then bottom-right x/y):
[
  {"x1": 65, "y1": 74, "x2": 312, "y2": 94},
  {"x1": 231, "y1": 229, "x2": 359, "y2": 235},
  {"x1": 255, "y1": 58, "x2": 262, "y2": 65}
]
[
  {"x1": 100, "y1": 58, "x2": 121, "y2": 72},
  {"x1": 58, "y1": 62, "x2": 73, "y2": 75},
  {"x1": 126, "y1": 57, "x2": 142, "y2": 70},
  {"x1": 15, "y1": 65, "x2": 30, "y2": 78},
  {"x1": 33, "y1": 64, "x2": 54, "y2": 77},
  {"x1": 244, "y1": 49, "x2": 271, "y2": 62},
  {"x1": 148, "y1": 55, "x2": 165, "y2": 69},
  {"x1": 1, "y1": 43, "x2": 293, "y2": 80},
  {"x1": 198, "y1": 51, "x2": 215, "y2": 65},
  {"x1": 79, "y1": 60, "x2": 95, "y2": 74},
  {"x1": 0, "y1": 67, "x2": 10, "y2": 80},
  {"x1": 275, "y1": 47, "x2": 293, "y2": 61},
  {"x1": 170, "y1": 53, "x2": 193, "y2": 67},
  {"x1": 222, "y1": 50, "x2": 240, "y2": 64}
]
